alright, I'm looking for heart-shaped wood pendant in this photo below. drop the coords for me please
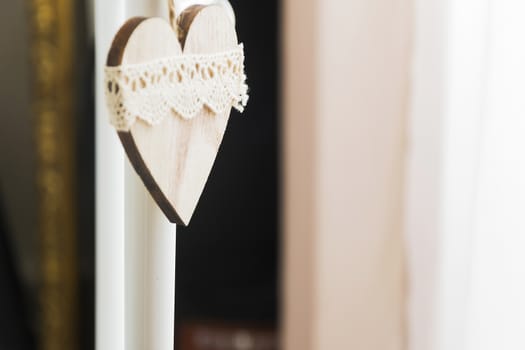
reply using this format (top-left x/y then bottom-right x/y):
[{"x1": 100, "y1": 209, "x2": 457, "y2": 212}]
[{"x1": 105, "y1": 6, "x2": 244, "y2": 226}]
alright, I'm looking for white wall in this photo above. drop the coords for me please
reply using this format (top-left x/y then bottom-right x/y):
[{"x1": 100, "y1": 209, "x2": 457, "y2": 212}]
[{"x1": 406, "y1": 1, "x2": 525, "y2": 349}]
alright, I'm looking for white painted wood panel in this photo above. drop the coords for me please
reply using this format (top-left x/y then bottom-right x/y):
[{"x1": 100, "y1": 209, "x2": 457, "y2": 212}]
[{"x1": 94, "y1": 1, "x2": 126, "y2": 349}]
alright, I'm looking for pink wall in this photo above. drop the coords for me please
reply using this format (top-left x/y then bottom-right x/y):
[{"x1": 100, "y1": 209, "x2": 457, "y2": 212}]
[{"x1": 283, "y1": 0, "x2": 412, "y2": 348}]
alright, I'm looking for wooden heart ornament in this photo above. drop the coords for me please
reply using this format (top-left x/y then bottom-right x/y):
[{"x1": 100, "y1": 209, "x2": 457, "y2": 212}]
[{"x1": 105, "y1": 5, "x2": 248, "y2": 225}]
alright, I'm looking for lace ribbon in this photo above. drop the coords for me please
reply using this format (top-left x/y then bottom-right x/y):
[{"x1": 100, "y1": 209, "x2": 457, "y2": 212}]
[{"x1": 105, "y1": 44, "x2": 249, "y2": 131}]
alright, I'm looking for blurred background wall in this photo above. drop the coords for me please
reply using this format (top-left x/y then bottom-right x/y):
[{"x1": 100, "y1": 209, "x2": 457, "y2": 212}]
[
  {"x1": 0, "y1": 2, "x2": 40, "y2": 348},
  {"x1": 283, "y1": 0, "x2": 410, "y2": 349},
  {"x1": 0, "y1": 0, "x2": 38, "y2": 307},
  {"x1": 0, "y1": 1, "x2": 95, "y2": 349}
]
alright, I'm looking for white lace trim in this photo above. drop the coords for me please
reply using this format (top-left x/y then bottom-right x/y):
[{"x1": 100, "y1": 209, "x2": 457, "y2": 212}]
[{"x1": 105, "y1": 44, "x2": 248, "y2": 131}]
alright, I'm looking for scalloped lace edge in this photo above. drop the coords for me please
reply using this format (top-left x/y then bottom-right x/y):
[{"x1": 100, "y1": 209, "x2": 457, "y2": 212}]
[{"x1": 105, "y1": 44, "x2": 248, "y2": 131}]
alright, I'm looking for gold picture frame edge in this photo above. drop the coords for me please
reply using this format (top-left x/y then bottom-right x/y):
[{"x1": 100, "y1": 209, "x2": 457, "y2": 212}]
[{"x1": 27, "y1": 0, "x2": 78, "y2": 349}]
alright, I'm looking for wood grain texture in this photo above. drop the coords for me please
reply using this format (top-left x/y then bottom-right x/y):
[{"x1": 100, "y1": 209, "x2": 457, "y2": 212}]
[{"x1": 106, "y1": 6, "x2": 238, "y2": 225}]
